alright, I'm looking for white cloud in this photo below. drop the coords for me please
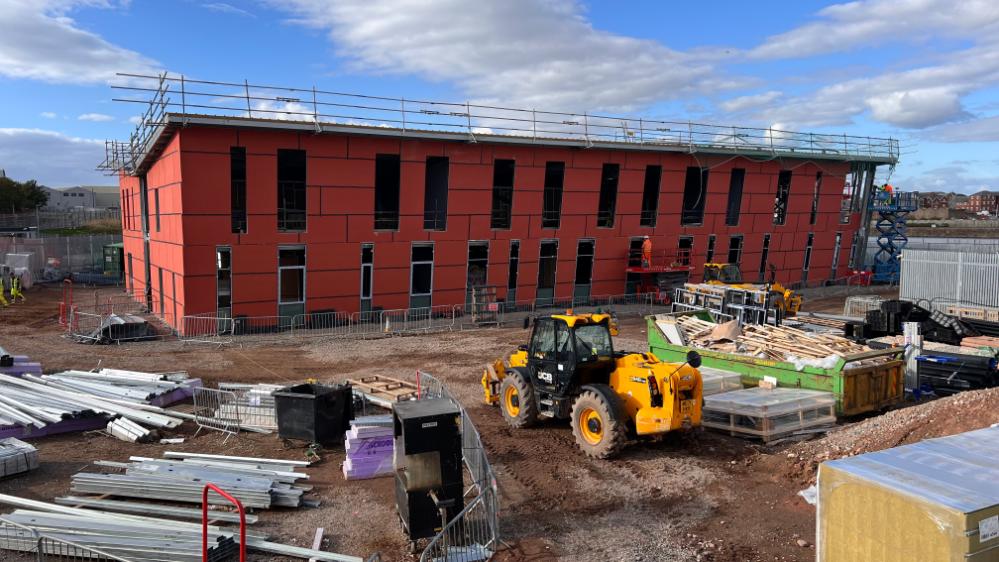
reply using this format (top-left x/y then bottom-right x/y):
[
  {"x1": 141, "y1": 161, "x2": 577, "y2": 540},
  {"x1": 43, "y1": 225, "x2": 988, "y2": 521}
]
[
  {"x1": 40, "y1": 111, "x2": 57, "y2": 119},
  {"x1": 897, "y1": 163, "x2": 999, "y2": 194},
  {"x1": 0, "y1": 128, "x2": 108, "y2": 186},
  {"x1": 719, "y1": 91, "x2": 783, "y2": 113},
  {"x1": 922, "y1": 115, "x2": 999, "y2": 142},
  {"x1": 0, "y1": 0, "x2": 159, "y2": 84},
  {"x1": 202, "y1": 2, "x2": 255, "y2": 17},
  {"x1": 271, "y1": 0, "x2": 733, "y2": 112},
  {"x1": 128, "y1": 115, "x2": 143, "y2": 125},
  {"x1": 78, "y1": 112, "x2": 115, "y2": 122},
  {"x1": 750, "y1": 0, "x2": 999, "y2": 59}
]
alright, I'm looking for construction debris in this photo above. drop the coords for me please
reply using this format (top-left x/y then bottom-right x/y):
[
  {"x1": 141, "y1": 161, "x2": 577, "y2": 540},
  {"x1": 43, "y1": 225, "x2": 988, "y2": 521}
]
[
  {"x1": 70, "y1": 452, "x2": 314, "y2": 509},
  {"x1": 670, "y1": 316, "x2": 889, "y2": 366},
  {"x1": 0, "y1": 438, "x2": 38, "y2": 478},
  {"x1": 343, "y1": 415, "x2": 393, "y2": 480}
]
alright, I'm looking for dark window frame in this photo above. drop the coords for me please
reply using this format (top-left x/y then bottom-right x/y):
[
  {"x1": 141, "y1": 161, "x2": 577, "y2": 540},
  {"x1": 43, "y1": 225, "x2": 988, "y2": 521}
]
[
  {"x1": 727, "y1": 235, "x2": 744, "y2": 266},
  {"x1": 542, "y1": 162, "x2": 565, "y2": 229},
  {"x1": 810, "y1": 171, "x2": 823, "y2": 225},
  {"x1": 774, "y1": 170, "x2": 792, "y2": 226},
  {"x1": 681, "y1": 166, "x2": 709, "y2": 226},
  {"x1": 574, "y1": 239, "x2": 595, "y2": 286},
  {"x1": 277, "y1": 149, "x2": 307, "y2": 232},
  {"x1": 490, "y1": 159, "x2": 515, "y2": 230},
  {"x1": 423, "y1": 156, "x2": 449, "y2": 231},
  {"x1": 537, "y1": 239, "x2": 559, "y2": 290},
  {"x1": 758, "y1": 233, "x2": 771, "y2": 283},
  {"x1": 374, "y1": 154, "x2": 401, "y2": 231},
  {"x1": 596, "y1": 163, "x2": 619, "y2": 228},
  {"x1": 725, "y1": 168, "x2": 745, "y2": 226},
  {"x1": 640, "y1": 165, "x2": 662, "y2": 227},
  {"x1": 230, "y1": 146, "x2": 247, "y2": 234}
]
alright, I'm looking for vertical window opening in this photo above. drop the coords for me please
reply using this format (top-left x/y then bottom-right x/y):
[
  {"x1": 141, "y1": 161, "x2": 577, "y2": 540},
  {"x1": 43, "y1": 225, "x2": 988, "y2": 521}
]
[
  {"x1": 810, "y1": 171, "x2": 823, "y2": 225},
  {"x1": 727, "y1": 235, "x2": 744, "y2": 266},
  {"x1": 277, "y1": 149, "x2": 306, "y2": 232},
  {"x1": 410, "y1": 243, "x2": 434, "y2": 309},
  {"x1": 490, "y1": 159, "x2": 515, "y2": 230},
  {"x1": 574, "y1": 239, "x2": 595, "y2": 301},
  {"x1": 216, "y1": 247, "x2": 232, "y2": 319},
  {"x1": 705, "y1": 235, "x2": 716, "y2": 263},
  {"x1": 154, "y1": 189, "x2": 160, "y2": 233},
  {"x1": 360, "y1": 244, "x2": 373, "y2": 313},
  {"x1": 278, "y1": 247, "x2": 306, "y2": 318},
  {"x1": 374, "y1": 154, "x2": 400, "y2": 230},
  {"x1": 831, "y1": 232, "x2": 842, "y2": 279},
  {"x1": 774, "y1": 170, "x2": 791, "y2": 225},
  {"x1": 802, "y1": 233, "x2": 814, "y2": 283},
  {"x1": 725, "y1": 168, "x2": 745, "y2": 226},
  {"x1": 507, "y1": 240, "x2": 520, "y2": 303},
  {"x1": 596, "y1": 163, "x2": 619, "y2": 228},
  {"x1": 678, "y1": 236, "x2": 693, "y2": 266},
  {"x1": 758, "y1": 234, "x2": 771, "y2": 283},
  {"x1": 423, "y1": 156, "x2": 449, "y2": 231},
  {"x1": 230, "y1": 147, "x2": 247, "y2": 233},
  {"x1": 537, "y1": 240, "x2": 559, "y2": 304},
  {"x1": 542, "y1": 162, "x2": 564, "y2": 229},
  {"x1": 640, "y1": 165, "x2": 662, "y2": 227},
  {"x1": 681, "y1": 166, "x2": 708, "y2": 225},
  {"x1": 467, "y1": 242, "x2": 489, "y2": 304}
]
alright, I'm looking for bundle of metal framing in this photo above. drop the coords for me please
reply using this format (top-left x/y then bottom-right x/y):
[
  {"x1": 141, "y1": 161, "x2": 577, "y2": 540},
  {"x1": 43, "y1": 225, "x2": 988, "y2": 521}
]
[
  {"x1": 0, "y1": 438, "x2": 38, "y2": 478},
  {"x1": 41, "y1": 368, "x2": 201, "y2": 407},
  {"x1": 70, "y1": 452, "x2": 314, "y2": 509},
  {"x1": 0, "y1": 493, "x2": 366, "y2": 562},
  {"x1": 0, "y1": 372, "x2": 185, "y2": 440}
]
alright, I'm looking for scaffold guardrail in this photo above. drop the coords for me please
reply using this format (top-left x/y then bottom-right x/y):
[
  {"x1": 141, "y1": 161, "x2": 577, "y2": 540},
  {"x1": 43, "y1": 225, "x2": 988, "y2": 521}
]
[{"x1": 101, "y1": 73, "x2": 900, "y2": 175}]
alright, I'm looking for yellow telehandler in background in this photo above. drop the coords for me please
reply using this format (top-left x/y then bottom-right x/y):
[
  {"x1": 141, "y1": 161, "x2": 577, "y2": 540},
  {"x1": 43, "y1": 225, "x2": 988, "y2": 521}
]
[{"x1": 701, "y1": 262, "x2": 803, "y2": 316}]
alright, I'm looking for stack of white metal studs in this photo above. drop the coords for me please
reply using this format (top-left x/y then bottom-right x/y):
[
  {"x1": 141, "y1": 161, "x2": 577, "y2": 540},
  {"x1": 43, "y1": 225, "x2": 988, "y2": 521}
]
[
  {"x1": 0, "y1": 454, "x2": 366, "y2": 562},
  {"x1": 0, "y1": 438, "x2": 38, "y2": 478},
  {"x1": 0, "y1": 370, "x2": 192, "y2": 439},
  {"x1": 70, "y1": 452, "x2": 315, "y2": 509}
]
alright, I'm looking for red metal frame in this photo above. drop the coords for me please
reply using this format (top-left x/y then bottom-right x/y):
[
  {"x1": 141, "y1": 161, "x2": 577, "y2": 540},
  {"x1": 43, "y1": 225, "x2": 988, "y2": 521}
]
[
  {"x1": 58, "y1": 279, "x2": 74, "y2": 326},
  {"x1": 202, "y1": 483, "x2": 246, "y2": 562}
]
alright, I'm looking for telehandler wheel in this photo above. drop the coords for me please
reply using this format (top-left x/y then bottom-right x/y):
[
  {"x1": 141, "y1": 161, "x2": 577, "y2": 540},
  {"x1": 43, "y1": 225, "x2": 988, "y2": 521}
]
[
  {"x1": 499, "y1": 369, "x2": 537, "y2": 428},
  {"x1": 570, "y1": 384, "x2": 626, "y2": 459}
]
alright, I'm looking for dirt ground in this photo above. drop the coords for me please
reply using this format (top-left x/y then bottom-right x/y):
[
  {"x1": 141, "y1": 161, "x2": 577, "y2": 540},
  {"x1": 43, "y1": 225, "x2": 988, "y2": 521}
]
[{"x1": 1, "y1": 284, "x2": 995, "y2": 562}]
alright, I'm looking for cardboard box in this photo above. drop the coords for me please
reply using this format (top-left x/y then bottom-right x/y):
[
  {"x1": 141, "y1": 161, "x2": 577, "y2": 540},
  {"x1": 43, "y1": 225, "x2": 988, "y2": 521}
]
[{"x1": 818, "y1": 426, "x2": 999, "y2": 561}]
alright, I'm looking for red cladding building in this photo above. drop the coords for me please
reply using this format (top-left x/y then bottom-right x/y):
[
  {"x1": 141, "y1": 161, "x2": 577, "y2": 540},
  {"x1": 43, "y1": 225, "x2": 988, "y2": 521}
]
[{"x1": 107, "y1": 79, "x2": 898, "y2": 332}]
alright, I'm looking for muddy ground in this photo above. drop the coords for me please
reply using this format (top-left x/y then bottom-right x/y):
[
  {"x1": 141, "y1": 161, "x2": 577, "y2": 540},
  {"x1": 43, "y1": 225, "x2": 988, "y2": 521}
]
[{"x1": 2, "y1": 284, "x2": 993, "y2": 562}]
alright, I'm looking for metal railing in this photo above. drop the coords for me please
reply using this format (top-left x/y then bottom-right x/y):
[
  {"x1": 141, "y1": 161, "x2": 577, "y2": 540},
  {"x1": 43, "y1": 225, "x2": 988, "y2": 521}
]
[
  {"x1": 192, "y1": 387, "x2": 242, "y2": 440},
  {"x1": 178, "y1": 292, "x2": 675, "y2": 345},
  {"x1": 0, "y1": 517, "x2": 133, "y2": 561},
  {"x1": 101, "y1": 73, "x2": 900, "y2": 175},
  {"x1": 414, "y1": 372, "x2": 500, "y2": 562}
]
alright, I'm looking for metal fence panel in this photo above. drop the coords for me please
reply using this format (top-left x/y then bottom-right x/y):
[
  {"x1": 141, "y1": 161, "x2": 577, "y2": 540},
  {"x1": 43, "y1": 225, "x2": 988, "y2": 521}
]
[
  {"x1": 900, "y1": 249, "x2": 999, "y2": 310},
  {"x1": 415, "y1": 372, "x2": 500, "y2": 562},
  {"x1": 0, "y1": 234, "x2": 122, "y2": 282},
  {"x1": 192, "y1": 387, "x2": 241, "y2": 439}
]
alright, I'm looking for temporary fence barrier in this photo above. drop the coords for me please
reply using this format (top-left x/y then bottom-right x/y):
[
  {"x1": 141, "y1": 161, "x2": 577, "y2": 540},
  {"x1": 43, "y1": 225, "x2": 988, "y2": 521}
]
[
  {"x1": 0, "y1": 234, "x2": 123, "y2": 284},
  {"x1": 0, "y1": 516, "x2": 133, "y2": 562},
  {"x1": 192, "y1": 387, "x2": 242, "y2": 441},
  {"x1": 900, "y1": 249, "x2": 999, "y2": 311},
  {"x1": 178, "y1": 292, "x2": 675, "y2": 346},
  {"x1": 414, "y1": 372, "x2": 500, "y2": 562}
]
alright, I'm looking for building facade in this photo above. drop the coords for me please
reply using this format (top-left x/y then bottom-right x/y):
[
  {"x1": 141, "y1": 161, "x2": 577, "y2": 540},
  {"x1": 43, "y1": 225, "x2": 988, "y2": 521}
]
[
  {"x1": 115, "y1": 114, "x2": 894, "y2": 332},
  {"x1": 956, "y1": 191, "x2": 999, "y2": 214}
]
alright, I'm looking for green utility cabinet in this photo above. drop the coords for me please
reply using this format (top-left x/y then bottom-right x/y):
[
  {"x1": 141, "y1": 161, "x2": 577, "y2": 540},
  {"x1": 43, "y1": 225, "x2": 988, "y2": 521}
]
[{"x1": 103, "y1": 242, "x2": 124, "y2": 279}]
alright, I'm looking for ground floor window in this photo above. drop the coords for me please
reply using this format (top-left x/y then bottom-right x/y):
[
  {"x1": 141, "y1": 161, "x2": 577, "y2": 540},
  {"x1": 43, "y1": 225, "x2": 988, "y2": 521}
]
[
  {"x1": 360, "y1": 244, "x2": 374, "y2": 313},
  {"x1": 537, "y1": 240, "x2": 558, "y2": 305},
  {"x1": 507, "y1": 240, "x2": 520, "y2": 304},
  {"x1": 467, "y1": 241, "x2": 489, "y2": 306},
  {"x1": 278, "y1": 247, "x2": 305, "y2": 319},
  {"x1": 574, "y1": 239, "x2": 594, "y2": 302},
  {"x1": 410, "y1": 243, "x2": 434, "y2": 309},
  {"x1": 217, "y1": 247, "x2": 231, "y2": 319}
]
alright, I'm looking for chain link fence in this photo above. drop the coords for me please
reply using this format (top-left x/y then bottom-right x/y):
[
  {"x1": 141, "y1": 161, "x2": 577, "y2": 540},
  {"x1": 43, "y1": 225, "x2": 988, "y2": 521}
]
[{"x1": 414, "y1": 372, "x2": 500, "y2": 562}]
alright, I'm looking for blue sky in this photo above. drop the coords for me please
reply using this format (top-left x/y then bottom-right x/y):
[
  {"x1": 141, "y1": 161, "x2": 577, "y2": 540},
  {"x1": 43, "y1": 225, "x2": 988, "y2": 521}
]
[{"x1": 1, "y1": 0, "x2": 998, "y2": 193}]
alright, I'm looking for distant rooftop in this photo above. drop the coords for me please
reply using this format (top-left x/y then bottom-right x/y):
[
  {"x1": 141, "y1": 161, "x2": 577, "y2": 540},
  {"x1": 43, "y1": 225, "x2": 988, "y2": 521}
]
[{"x1": 100, "y1": 73, "x2": 901, "y2": 176}]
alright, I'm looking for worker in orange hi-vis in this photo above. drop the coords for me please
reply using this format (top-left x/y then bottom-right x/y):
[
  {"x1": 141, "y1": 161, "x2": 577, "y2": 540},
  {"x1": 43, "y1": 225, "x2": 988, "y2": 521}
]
[{"x1": 641, "y1": 235, "x2": 653, "y2": 268}]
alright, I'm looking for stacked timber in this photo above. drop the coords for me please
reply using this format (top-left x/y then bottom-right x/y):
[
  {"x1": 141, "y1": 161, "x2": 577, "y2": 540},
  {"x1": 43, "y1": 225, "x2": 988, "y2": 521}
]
[
  {"x1": 70, "y1": 452, "x2": 315, "y2": 509},
  {"x1": 0, "y1": 438, "x2": 38, "y2": 478},
  {"x1": 961, "y1": 335, "x2": 999, "y2": 350},
  {"x1": 342, "y1": 415, "x2": 394, "y2": 480},
  {"x1": 672, "y1": 316, "x2": 890, "y2": 366}
]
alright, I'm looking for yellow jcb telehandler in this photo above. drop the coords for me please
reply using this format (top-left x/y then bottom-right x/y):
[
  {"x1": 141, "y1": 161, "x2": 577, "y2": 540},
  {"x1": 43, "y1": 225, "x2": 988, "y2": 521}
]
[{"x1": 482, "y1": 312, "x2": 703, "y2": 459}]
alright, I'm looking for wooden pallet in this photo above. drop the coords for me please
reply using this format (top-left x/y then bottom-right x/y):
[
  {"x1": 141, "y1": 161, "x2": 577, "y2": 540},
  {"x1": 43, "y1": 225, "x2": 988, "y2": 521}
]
[{"x1": 346, "y1": 375, "x2": 418, "y2": 403}]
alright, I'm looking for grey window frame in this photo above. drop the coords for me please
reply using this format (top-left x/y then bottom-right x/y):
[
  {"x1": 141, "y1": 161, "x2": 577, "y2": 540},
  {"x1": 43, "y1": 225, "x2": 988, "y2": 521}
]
[
  {"x1": 727, "y1": 235, "x2": 744, "y2": 266},
  {"x1": 410, "y1": 242, "x2": 435, "y2": 307},
  {"x1": 278, "y1": 246, "x2": 306, "y2": 307},
  {"x1": 277, "y1": 149, "x2": 307, "y2": 232}
]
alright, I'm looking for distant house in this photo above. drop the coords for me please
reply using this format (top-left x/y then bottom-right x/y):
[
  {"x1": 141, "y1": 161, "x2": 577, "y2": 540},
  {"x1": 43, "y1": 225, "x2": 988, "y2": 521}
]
[
  {"x1": 955, "y1": 190, "x2": 999, "y2": 214},
  {"x1": 42, "y1": 185, "x2": 120, "y2": 211}
]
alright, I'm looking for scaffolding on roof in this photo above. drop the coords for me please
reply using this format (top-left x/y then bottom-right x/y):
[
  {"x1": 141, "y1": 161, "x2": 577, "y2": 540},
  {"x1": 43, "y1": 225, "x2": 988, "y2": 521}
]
[{"x1": 99, "y1": 73, "x2": 901, "y2": 176}]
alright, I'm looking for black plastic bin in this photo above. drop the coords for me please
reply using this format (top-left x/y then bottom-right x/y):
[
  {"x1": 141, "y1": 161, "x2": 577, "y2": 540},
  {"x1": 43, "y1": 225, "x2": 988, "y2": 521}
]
[{"x1": 273, "y1": 383, "x2": 354, "y2": 444}]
